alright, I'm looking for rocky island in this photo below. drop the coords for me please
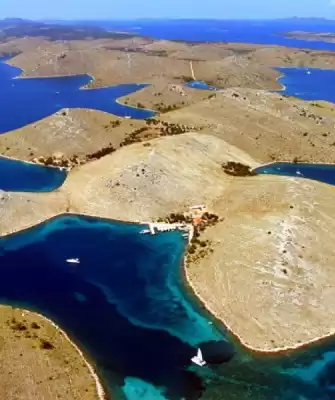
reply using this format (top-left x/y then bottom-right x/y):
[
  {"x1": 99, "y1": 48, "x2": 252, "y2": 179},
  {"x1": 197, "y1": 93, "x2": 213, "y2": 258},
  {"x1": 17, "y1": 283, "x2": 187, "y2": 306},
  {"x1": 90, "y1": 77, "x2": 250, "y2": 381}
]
[
  {"x1": 285, "y1": 30, "x2": 335, "y2": 43},
  {"x1": 1, "y1": 16, "x2": 335, "y2": 400}
]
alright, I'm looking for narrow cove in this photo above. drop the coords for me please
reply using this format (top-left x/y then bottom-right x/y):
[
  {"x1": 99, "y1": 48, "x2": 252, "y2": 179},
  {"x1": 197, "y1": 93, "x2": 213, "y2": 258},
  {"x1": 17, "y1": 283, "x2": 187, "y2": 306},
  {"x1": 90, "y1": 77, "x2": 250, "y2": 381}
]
[
  {"x1": 2, "y1": 52, "x2": 335, "y2": 400},
  {"x1": 0, "y1": 56, "x2": 154, "y2": 192},
  {"x1": 1, "y1": 214, "x2": 335, "y2": 399},
  {"x1": 254, "y1": 162, "x2": 335, "y2": 186},
  {"x1": 275, "y1": 66, "x2": 335, "y2": 103},
  {"x1": 0, "y1": 57, "x2": 155, "y2": 134},
  {"x1": 0, "y1": 156, "x2": 66, "y2": 192},
  {"x1": 0, "y1": 214, "x2": 227, "y2": 399}
]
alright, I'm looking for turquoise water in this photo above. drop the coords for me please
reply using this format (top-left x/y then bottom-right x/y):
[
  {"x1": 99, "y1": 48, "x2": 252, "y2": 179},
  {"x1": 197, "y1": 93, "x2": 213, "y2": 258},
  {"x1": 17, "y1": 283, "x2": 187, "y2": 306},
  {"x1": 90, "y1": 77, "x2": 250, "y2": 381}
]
[
  {"x1": 0, "y1": 215, "x2": 228, "y2": 399},
  {"x1": 0, "y1": 57, "x2": 154, "y2": 134},
  {"x1": 185, "y1": 81, "x2": 217, "y2": 91},
  {"x1": 0, "y1": 156, "x2": 66, "y2": 192},
  {"x1": 254, "y1": 162, "x2": 335, "y2": 186},
  {"x1": 1, "y1": 214, "x2": 335, "y2": 399},
  {"x1": 2, "y1": 22, "x2": 335, "y2": 398},
  {"x1": 275, "y1": 67, "x2": 335, "y2": 103}
]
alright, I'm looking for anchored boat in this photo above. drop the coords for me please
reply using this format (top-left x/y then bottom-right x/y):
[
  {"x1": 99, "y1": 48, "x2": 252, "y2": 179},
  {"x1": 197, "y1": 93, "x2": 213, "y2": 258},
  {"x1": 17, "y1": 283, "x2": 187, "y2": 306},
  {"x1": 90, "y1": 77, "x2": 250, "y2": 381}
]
[
  {"x1": 66, "y1": 258, "x2": 80, "y2": 264},
  {"x1": 191, "y1": 348, "x2": 206, "y2": 367}
]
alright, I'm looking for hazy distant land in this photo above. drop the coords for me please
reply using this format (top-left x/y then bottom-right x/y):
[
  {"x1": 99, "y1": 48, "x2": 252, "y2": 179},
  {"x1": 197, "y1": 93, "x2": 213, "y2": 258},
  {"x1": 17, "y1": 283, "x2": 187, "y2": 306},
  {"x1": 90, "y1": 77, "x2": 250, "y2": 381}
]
[{"x1": 285, "y1": 30, "x2": 335, "y2": 43}]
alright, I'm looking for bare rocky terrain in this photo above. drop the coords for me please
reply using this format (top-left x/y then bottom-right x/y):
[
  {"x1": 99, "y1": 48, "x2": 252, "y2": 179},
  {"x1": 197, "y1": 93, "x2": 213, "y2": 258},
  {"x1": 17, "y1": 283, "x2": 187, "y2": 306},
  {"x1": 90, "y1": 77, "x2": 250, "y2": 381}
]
[
  {"x1": 0, "y1": 305, "x2": 99, "y2": 400},
  {"x1": 159, "y1": 88, "x2": 335, "y2": 164},
  {"x1": 188, "y1": 175, "x2": 335, "y2": 351},
  {"x1": 0, "y1": 133, "x2": 257, "y2": 236},
  {"x1": 1, "y1": 29, "x2": 335, "y2": 363},
  {"x1": 1, "y1": 132, "x2": 335, "y2": 353},
  {"x1": 1, "y1": 86, "x2": 335, "y2": 165},
  {"x1": 0, "y1": 108, "x2": 145, "y2": 162},
  {"x1": 0, "y1": 34, "x2": 335, "y2": 165}
]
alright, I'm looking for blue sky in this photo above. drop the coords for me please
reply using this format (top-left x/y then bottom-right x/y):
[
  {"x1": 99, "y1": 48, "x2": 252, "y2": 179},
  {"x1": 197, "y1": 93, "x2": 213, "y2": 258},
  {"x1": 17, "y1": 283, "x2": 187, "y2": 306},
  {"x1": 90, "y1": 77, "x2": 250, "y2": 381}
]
[{"x1": 0, "y1": 0, "x2": 334, "y2": 20}]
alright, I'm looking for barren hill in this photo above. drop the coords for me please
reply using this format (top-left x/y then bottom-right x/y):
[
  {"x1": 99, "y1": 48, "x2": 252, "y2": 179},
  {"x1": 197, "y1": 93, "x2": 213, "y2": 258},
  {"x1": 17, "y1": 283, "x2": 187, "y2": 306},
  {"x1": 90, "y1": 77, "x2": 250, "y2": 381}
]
[
  {"x1": 189, "y1": 175, "x2": 335, "y2": 351},
  {"x1": 0, "y1": 306, "x2": 99, "y2": 400},
  {"x1": 61, "y1": 132, "x2": 257, "y2": 222},
  {"x1": 0, "y1": 132, "x2": 256, "y2": 236},
  {"x1": 62, "y1": 133, "x2": 335, "y2": 351},
  {"x1": 160, "y1": 88, "x2": 335, "y2": 163},
  {"x1": 1, "y1": 132, "x2": 335, "y2": 352},
  {"x1": 2, "y1": 85, "x2": 335, "y2": 166}
]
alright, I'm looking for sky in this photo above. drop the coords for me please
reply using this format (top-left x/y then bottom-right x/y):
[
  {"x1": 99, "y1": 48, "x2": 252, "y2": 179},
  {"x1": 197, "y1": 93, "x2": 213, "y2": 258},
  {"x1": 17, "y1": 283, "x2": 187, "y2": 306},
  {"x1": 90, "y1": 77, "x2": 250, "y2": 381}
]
[{"x1": 0, "y1": 0, "x2": 335, "y2": 20}]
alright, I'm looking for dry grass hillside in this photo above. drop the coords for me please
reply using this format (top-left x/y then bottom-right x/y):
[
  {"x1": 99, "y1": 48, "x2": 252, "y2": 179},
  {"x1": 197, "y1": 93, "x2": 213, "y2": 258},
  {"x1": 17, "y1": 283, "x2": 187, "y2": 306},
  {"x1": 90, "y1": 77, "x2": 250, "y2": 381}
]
[
  {"x1": 1, "y1": 33, "x2": 335, "y2": 355},
  {"x1": 0, "y1": 108, "x2": 145, "y2": 161},
  {"x1": 188, "y1": 175, "x2": 335, "y2": 351},
  {"x1": 61, "y1": 132, "x2": 257, "y2": 221},
  {"x1": 1, "y1": 132, "x2": 335, "y2": 352},
  {"x1": 160, "y1": 88, "x2": 335, "y2": 163},
  {"x1": 0, "y1": 190, "x2": 67, "y2": 237},
  {"x1": 2, "y1": 36, "x2": 335, "y2": 115},
  {"x1": 0, "y1": 306, "x2": 99, "y2": 400},
  {"x1": 2, "y1": 85, "x2": 335, "y2": 165},
  {"x1": 0, "y1": 132, "x2": 256, "y2": 236}
]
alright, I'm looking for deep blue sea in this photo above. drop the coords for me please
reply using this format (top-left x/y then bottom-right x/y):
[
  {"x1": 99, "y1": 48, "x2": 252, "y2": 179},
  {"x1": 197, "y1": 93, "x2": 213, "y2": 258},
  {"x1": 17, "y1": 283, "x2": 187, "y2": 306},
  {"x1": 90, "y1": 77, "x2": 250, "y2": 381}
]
[
  {"x1": 2, "y1": 18, "x2": 335, "y2": 400},
  {"x1": 0, "y1": 215, "x2": 225, "y2": 399},
  {"x1": 0, "y1": 156, "x2": 66, "y2": 192},
  {"x1": 1, "y1": 215, "x2": 335, "y2": 399},
  {"x1": 0, "y1": 57, "x2": 154, "y2": 192},
  {"x1": 275, "y1": 66, "x2": 335, "y2": 103},
  {"x1": 68, "y1": 18, "x2": 335, "y2": 51},
  {"x1": 255, "y1": 162, "x2": 335, "y2": 185},
  {"x1": 0, "y1": 57, "x2": 154, "y2": 134}
]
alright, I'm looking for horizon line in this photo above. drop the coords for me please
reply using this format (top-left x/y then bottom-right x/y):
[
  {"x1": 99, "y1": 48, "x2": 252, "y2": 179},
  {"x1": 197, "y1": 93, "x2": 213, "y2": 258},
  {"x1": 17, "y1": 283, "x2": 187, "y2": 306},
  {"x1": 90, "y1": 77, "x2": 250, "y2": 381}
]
[{"x1": 3, "y1": 16, "x2": 335, "y2": 22}]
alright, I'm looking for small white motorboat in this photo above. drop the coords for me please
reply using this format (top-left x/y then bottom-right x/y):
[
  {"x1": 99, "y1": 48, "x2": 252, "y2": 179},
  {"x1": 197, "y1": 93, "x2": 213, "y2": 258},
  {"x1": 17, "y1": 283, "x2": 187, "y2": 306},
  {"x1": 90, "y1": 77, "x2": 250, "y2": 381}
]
[
  {"x1": 296, "y1": 170, "x2": 303, "y2": 176},
  {"x1": 66, "y1": 258, "x2": 80, "y2": 264},
  {"x1": 191, "y1": 348, "x2": 206, "y2": 367},
  {"x1": 307, "y1": 71, "x2": 311, "y2": 75}
]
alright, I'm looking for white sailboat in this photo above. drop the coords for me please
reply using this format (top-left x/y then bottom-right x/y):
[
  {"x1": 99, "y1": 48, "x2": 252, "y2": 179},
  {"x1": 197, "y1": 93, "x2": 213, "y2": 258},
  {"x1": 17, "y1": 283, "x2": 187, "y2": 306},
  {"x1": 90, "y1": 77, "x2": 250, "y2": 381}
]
[
  {"x1": 191, "y1": 348, "x2": 206, "y2": 367},
  {"x1": 66, "y1": 258, "x2": 80, "y2": 264}
]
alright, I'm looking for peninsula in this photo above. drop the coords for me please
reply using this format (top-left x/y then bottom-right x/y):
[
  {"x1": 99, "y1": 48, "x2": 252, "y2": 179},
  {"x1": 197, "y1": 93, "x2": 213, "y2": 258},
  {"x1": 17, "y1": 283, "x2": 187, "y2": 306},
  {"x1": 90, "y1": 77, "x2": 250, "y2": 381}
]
[
  {"x1": 1, "y1": 17, "x2": 335, "y2": 399},
  {"x1": 0, "y1": 305, "x2": 101, "y2": 400},
  {"x1": 285, "y1": 30, "x2": 335, "y2": 43},
  {"x1": 2, "y1": 131, "x2": 335, "y2": 353}
]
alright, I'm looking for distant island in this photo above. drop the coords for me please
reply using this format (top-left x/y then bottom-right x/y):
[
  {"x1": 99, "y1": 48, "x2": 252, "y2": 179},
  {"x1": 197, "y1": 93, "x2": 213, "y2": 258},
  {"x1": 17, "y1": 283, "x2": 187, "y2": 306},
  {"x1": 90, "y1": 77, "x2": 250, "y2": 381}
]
[
  {"x1": 0, "y1": 18, "x2": 138, "y2": 41},
  {"x1": 2, "y1": 16, "x2": 335, "y2": 400},
  {"x1": 285, "y1": 30, "x2": 335, "y2": 43}
]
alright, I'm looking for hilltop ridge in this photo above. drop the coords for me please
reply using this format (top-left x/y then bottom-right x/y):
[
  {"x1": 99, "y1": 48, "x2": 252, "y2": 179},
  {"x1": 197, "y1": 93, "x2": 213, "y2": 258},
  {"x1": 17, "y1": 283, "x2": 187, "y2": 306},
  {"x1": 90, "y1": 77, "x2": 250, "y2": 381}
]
[{"x1": 1, "y1": 131, "x2": 335, "y2": 353}]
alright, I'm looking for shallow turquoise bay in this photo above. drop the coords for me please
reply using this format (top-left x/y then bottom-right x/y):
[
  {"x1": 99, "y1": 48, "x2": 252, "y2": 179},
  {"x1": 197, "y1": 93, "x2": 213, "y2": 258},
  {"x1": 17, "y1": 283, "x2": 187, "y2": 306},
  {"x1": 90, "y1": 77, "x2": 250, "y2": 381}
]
[
  {"x1": 0, "y1": 215, "x2": 335, "y2": 399},
  {"x1": 1, "y1": 44, "x2": 335, "y2": 399}
]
